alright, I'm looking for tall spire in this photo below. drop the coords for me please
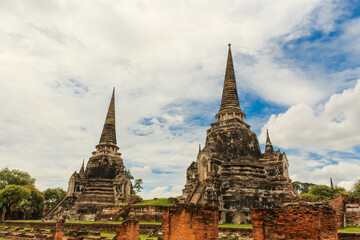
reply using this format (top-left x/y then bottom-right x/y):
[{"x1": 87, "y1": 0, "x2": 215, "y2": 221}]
[
  {"x1": 80, "y1": 160, "x2": 85, "y2": 174},
  {"x1": 330, "y1": 177, "x2": 334, "y2": 189},
  {"x1": 219, "y1": 44, "x2": 240, "y2": 112},
  {"x1": 265, "y1": 129, "x2": 274, "y2": 154},
  {"x1": 96, "y1": 88, "x2": 119, "y2": 152},
  {"x1": 215, "y1": 44, "x2": 246, "y2": 123}
]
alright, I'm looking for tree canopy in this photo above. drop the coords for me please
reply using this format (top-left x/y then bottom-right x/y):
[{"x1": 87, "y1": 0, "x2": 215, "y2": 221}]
[
  {"x1": 300, "y1": 184, "x2": 347, "y2": 200},
  {"x1": 350, "y1": 179, "x2": 360, "y2": 198},
  {"x1": 292, "y1": 181, "x2": 316, "y2": 194},
  {"x1": 0, "y1": 185, "x2": 31, "y2": 219},
  {"x1": 0, "y1": 168, "x2": 35, "y2": 189},
  {"x1": 44, "y1": 187, "x2": 66, "y2": 210},
  {"x1": 125, "y1": 169, "x2": 143, "y2": 194}
]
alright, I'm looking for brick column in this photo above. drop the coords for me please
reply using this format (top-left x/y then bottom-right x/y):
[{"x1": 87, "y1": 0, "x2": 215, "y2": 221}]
[
  {"x1": 53, "y1": 219, "x2": 65, "y2": 240},
  {"x1": 114, "y1": 219, "x2": 139, "y2": 240},
  {"x1": 251, "y1": 202, "x2": 338, "y2": 240},
  {"x1": 162, "y1": 204, "x2": 219, "y2": 240},
  {"x1": 329, "y1": 194, "x2": 349, "y2": 229},
  {"x1": 251, "y1": 209, "x2": 265, "y2": 240}
]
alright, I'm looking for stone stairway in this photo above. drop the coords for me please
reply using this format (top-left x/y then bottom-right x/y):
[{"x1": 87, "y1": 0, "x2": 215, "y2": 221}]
[
  {"x1": 188, "y1": 183, "x2": 205, "y2": 204},
  {"x1": 75, "y1": 179, "x2": 115, "y2": 206}
]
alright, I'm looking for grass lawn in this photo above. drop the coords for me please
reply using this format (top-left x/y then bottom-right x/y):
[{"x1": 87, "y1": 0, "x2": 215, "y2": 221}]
[
  {"x1": 101, "y1": 233, "x2": 157, "y2": 239},
  {"x1": 219, "y1": 223, "x2": 252, "y2": 228},
  {"x1": 132, "y1": 198, "x2": 174, "y2": 206},
  {"x1": 338, "y1": 226, "x2": 360, "y2": 232},
  {"x1": 140, "y1": 222, "x2": 161, "y2": 225}
]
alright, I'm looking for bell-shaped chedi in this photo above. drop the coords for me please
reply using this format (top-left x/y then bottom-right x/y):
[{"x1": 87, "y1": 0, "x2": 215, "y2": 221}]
[
  {"x1": 216, "y1": 44, "x2": 245, "y2": 122},
  {"x1": 210, "y1": 44, "x2": 261, "y2": 159},
  {"x1": 182, "y1": 45, "x2": 298, "y2": 224},
  {"x1": 86, "y1": 88, "x2": 125, "y2": 179},
  {"x1": 44, "y1": 89, "x2": 132, "y2": 221}
]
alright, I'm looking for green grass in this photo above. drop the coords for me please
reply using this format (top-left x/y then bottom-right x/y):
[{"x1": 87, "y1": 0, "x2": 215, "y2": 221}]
[
  {"x1": 101, "y1": 232, "x2": 116, "y2": 237},
  {"x1": 338, "y1": 226, "x2": 360, "y2": 232},
  {"x1": 101, "y1": 233, "x2": 158, "y2": 239},
  {"x1": 4, "y1": 220, "x2": 45, "y2": 223},
  {"x1": 132, "y1": 198, "x2": 174, "y2": 206},
  {"x1": 66, "y1": 220, "x2": 123, "y2": 224},
  {"x1": 140, "y1": 222, "x2": 161, "y2": 225},
  {"x1": 219, "y1": 223, "x2": 252, "y2": 228},
  {"x1": 139, "y1": 234, "x2": 158, "y2": 239}
]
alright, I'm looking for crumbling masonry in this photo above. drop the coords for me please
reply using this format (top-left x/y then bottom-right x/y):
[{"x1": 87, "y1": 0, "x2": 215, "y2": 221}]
[
  {"x1": 44, "y1": 89, "x2": 132, "y2": 221},
  {"x1": 181, "y1": 44, "x2": 298, "y2": 224}
]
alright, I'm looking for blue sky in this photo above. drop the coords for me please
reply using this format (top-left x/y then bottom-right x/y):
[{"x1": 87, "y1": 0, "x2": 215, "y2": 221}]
[{"x1": 0, "y1": 0, "x2": 360, "y2": 198}]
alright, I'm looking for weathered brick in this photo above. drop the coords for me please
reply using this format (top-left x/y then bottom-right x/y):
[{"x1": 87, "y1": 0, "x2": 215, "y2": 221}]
[
  {"x1": 162, "y1": 204, "x2": 219, "y2": 240},
  {"x1": 113, "y1": 219, "x2": 139, "y2": 240},
  {"x1": 251, "y1": 202, "x2": 338, "y2": 240}
]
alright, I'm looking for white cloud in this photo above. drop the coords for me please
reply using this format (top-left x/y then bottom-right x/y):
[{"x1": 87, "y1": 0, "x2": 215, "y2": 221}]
[
  {"x1": 141, "y1": 185, "x2": 183, "y2": 200},
  {"x1": 262, "y1": 80, "x2": 360, "y2": 191},
  {"x1": 260, "y1": 79, "x2": 360, "y2": 152},
  {"x1": 130, "y1": 166, "x2": 151, "y2": 176},
  {"x1": 288, "y1": 154, "x2": 360, "y2": 191},
  {"x1": 0, "y1": 0, "x2": 358, "y2": 196}
]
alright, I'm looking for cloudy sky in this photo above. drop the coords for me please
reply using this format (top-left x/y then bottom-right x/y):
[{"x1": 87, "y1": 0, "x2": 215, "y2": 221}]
[{"x1": 1, "y1": 0, "x2": 360, "y2": 199}]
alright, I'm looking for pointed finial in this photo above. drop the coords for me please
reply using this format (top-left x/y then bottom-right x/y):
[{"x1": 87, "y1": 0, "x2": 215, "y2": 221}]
[
  {"x1": 215, "y1": 44, "x2": 246, "y2": 123},
  {"x1": 265, "y1": 129, "x2": 274, "y2": 154},
  {"x1": 199, "y1": 144, "x2": 201, "y2": 153},
  {"x1": 80, "y1": 159, "x2": 85, "y2": 174},
  {"x1": 95, "y1": 88, "x2": 119, "y2": 152},
  {"x1": 99, "y1": 88, "x2": 117, "y2": 145},
  {"x1": 330, "y1": 177, "x2": 334, "y2": 189}
]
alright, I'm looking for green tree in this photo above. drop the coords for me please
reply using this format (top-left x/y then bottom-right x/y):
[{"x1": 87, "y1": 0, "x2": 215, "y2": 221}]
[
  {"x1": 125, "y1": 169, "x2": 143, "y2": 194},
  {"x1": 125, "y1": 169, "x2": 134, "y2": 180},
  {"x1": 133, "y1": 178, "x2": 143, "y2": 194},
  {"x1": 0, "y1": 185, "x2": 31, "y2": 219},
  {"x1": 19, "y1": 186, "x2": 44, "y2": 219},
  {"x1": 301, "y1": 184, "x2": 347, "y2": 200},
  {"x1": 0, "y1": 168, "x2": 35, "y2": 189},
  {"x1": 0, "y1": 168, "x2": 41, "y2": 219},
  {"x1": 43, "y1": 188, "x2": 66, "y2": 210},
  {"x1": 350, "y1": 179, "x2": 360, "y2": 198},
  {"x1": 292, "y1": 181, "x2": 316, "y2": 194}
]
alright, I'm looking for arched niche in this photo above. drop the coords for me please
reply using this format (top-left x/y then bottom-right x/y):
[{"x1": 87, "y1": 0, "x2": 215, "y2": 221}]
[
  {"x1": 199, "y1": 157, "x2": 210, "y2": 183},
  {"x1": 123, "y1": 180, "x2": 131, "y2": 202}
]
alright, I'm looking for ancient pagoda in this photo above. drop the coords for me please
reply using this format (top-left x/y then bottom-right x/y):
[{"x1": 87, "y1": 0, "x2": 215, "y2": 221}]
[
  {"x1": 44, "y1": 88, "x2": 132, "y2": 221},
  {"x1": 181, "y1": 44, "x2": 298, "y2": 224}
]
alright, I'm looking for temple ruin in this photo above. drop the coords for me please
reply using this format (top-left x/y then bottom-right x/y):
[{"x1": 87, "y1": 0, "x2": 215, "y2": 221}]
[
  {"x1": 181, "y1": 44, "x2": 299, "y2": 224},
  {"x1": 44, "y1": 88, "x2": 132, "y2": 221}
]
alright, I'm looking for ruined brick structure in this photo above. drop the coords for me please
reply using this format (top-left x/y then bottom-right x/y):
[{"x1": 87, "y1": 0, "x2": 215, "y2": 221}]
[
  {"x1": 162, "y1": 204, "x2": 219, "y2": 240},
  {"x1": 44, "y1": 89, "x2": 132, "y2": 221},
  {"x1": 114, "y1": 220, "x2": 139, "y2": 240},
  {"x1": 53, "y1": 218, "x2": 65, "y2": 240},
  {"x1": 346, "y1": 198, "x2": 360, "y2": 227},
  {"x1": 181, "y1": 44, "x2": 298, "y2": 224},
  {"x1": 329, "y1": 194, "x2": 360, "y2": 228},
  {"x1": 329, "y1": 194, "x2": 349, "y2": 229},
  {"x1": 252, "y1": 202, "x2": 338, "y2": 240}
]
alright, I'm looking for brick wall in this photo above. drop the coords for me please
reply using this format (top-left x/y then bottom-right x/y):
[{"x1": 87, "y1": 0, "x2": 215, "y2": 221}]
[
  {"x1": 114, "y1": 219, "x2": 139, "y2": 240},
  {"x1": 251, "y1": 202, "x2": 338, "y2": 240},
  {"x1": 128, "y1": 205, "x2": 164, "y2": 222},
  {"x1": 346, "y1": 203, "x2": 360, "y2": 226},
  {"x1": 162, "y1": 204, "x2": 219, "y2": 240},
  {"x1": 53, "y1": 219, "x2": 65, "y2": 240},
  {"x1": 0, "y1": 221, "x2": 158, "y2": 235},
  {"x1": 329, "y1": 195, "x2": 349, "y2": 229},
  {"x1": 338, "y1": 232, "x2": 360, "y2": 240}
]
